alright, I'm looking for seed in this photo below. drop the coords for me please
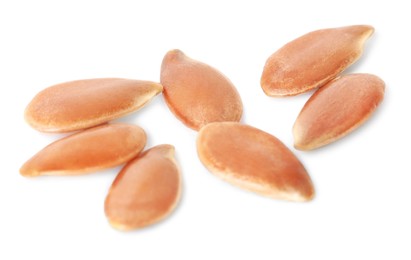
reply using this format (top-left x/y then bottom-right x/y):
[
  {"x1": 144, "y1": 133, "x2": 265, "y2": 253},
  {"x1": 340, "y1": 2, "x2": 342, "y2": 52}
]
[
  {"x1": 197, "y1": 122, "x2": 314, "y2": 202},
  {"x1": 20, "y1": 124, "x2": 146, "y2": 177},
  {"x1": 160, "y1": 49, "x2": 243, "y2": 130},
  {"x1": 25, "y1": 78, "x2": 163, "y2": 133},
  {"x1": 261, "y1": 25, "x2": 374, "y2": 96},
  {"x1": 105, "y1": 144, "x2": 181, "y2": 230},
  {"x1": 293, "y1": 73, "x2": 385, "y2": 150}
]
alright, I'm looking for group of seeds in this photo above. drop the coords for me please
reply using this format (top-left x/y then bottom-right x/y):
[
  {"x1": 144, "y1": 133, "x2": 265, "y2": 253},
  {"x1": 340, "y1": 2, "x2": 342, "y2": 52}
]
[{"x1": 20, "y1": 25, "x2": 385, "y2": 230}]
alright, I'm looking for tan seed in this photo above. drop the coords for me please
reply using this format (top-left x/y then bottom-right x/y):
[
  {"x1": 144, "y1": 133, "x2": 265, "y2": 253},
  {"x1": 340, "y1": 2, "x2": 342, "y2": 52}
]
[
  {"x1": 197, "y1": 122, "x2": 314, "y2": 202},
  {"x1": 25, "y1": 78, "x2": 163, "y2": 133},
  {"x1": 105, "y1": 144, "x2": 181, "y2": 230},
  {"x1": 20, "y1": 124, "x2": 146, "y2": 177},
  {"x1": 261, "y1": 25, "x2": 374, "y2": 96},
  {"x1": 160, "y1": 49, "x2": 243, "y2": 130},
  {"x1": 293, "y1": 73, "x2": 385, "y2": 150}
]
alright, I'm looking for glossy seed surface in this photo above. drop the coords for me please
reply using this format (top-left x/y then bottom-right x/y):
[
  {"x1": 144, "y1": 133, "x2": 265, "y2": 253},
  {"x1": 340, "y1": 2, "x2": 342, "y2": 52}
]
[
  {"x1": 261, "y1": 25, "x2": 374, "y2": 96},
  {"x1": 293, "y1": 73, "x2": 385, "y2": 150},
  {"x1": 105, "y1": 144, "x2": 181, "y2": 230},
  {"x1": 197, "y1": 122, "x2": 314, "y2": 202},
  {"x1": 20, "y1": 124, "x2": 146, "y2": 177},
  {"x1": 161, "y1": 49, "x2": 243, "y2": 130},
  {"x1": 25, "y1": 78, "x2": 163, "y2": 132}
]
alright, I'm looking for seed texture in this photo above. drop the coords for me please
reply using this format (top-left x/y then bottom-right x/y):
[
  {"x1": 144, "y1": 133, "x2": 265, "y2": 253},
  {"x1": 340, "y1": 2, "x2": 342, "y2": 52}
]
[
  {"x1": 20, "y1": 124, "x2": 146, "y2": 177},
  {"x1": 197, "y1": 122, "x2": 314, "y2": 202},
  {"x1": 261, "y1": 25, "x2": 374, "y2": 96},
  {"x1": 160, "y1": 49, "x2": 243, "y2": 130},
  {"x1": 25, "y1": 78, "x2": 163, "y2": 132},
  {"x1": 293, "y1": 73, "x2": 385, "y2": 150},
  {"x1": 105, "y1": 144, "x2": 181, "y2": 230}
]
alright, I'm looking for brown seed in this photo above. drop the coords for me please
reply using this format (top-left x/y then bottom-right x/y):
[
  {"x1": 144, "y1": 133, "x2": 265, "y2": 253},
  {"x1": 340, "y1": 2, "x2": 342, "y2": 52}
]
[
  {"x1": 293, "y1": 73, "x2": 385, "y2": 150},
  {"x1": 261, "y1": 25, "x2": 374, "y2": 96},
  {"x1": 160, "y1": 49, "x2": 243, "y2": 130},
  {"x1": 25, "y1": 78, "x2": 163, "y2": 133},
  {"x1": 20, "y1": 124, "x2": 146, "y2": 177},
  {"x1": 197, "y1": 122, "x2": 314, "y2": 202},
  {"x1": 105, "y1": 144, "x2": 181, "y2": 230}
]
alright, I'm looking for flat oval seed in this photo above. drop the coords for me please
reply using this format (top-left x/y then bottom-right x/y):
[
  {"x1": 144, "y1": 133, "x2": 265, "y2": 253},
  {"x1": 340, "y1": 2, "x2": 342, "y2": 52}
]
[
  {"x1": 261, "y1": 25, "x2": 374, "y2": 96},
  {"x1": 293, "y1": 73, "x2": 385, "y2": 150},
  {"x1": 20, "y1": 124, "x2": 146, "y2": 177},
  {"x1": 25, "y1": 78, "x2": 163, "y2": 132},
  {"x1": 197, "y1": 122, "x2": 314, "y2": 202},
  {"x1": 105, "y1": 144, "x2": 181, "y2": 230},
  {"x1": 160, "y1": 49, "x2": 243, "y2": 130}
]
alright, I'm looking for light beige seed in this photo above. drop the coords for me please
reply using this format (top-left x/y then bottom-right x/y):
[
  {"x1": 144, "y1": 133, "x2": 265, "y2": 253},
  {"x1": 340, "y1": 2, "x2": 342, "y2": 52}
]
[
  {"x1": 25, "y1": 78, "x2": 163, "y2": 133},
  {"x1": 20, "y1": 124, "x2": 146, "y2": 177},
  {"x1": 160, "y1": 49, "x2": 243, "y2": 130},
  {"x1": 105, "y1": 144, "x2": 181, "y2": 230},
  {"x1": 197, "y1": 122, "x2": 314, "y2": 202},
  {"x1": 261, "y1": 25, "x2": 374, "y2": 96},
  {"x1": 293, "y1": 73, "x2": 385, "y2": 150}
]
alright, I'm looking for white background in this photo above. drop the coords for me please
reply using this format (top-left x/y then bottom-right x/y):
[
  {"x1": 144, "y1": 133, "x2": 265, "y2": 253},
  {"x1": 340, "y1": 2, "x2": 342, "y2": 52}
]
[{"x1": 1, "y1": 1, "x2": 410, "y2": 259}]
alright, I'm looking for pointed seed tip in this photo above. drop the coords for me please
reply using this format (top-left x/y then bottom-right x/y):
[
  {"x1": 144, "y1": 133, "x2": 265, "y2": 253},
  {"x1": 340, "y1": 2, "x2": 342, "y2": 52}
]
[
  {"x1": 170, "y1": 48, "x2": 183, "y2": 53},
  {"x1": 166, "y1": 49, "x2": 185, "y2": 58},
  {"x1": 164, "y1": 144, "x2": 176, "y2": 156},
  {"x1": 108, "y1": 220, "x2": 132, "y2": 231},
  {"x1": 154, "y1": 82, "x2": 164, "y2": 93},
  {"x1": 19, "y1": 167, "x2": 36, "y2": 177}
]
